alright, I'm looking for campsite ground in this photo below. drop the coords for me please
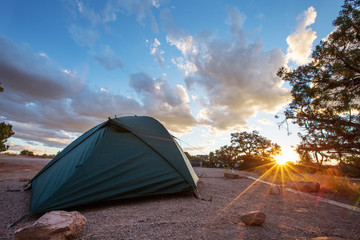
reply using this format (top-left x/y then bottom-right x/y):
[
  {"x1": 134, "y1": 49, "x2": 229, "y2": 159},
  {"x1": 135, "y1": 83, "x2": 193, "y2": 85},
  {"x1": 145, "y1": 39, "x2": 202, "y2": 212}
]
[{"x1": 1, "y1": 155, "x2": 360, "y2": 240}]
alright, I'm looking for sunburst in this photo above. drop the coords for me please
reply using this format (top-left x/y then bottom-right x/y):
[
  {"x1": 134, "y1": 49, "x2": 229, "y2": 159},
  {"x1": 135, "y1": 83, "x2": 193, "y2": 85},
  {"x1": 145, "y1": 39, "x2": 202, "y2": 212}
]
[{"x1": 275, "y1": 155, "x2": 288, "y2": 165}]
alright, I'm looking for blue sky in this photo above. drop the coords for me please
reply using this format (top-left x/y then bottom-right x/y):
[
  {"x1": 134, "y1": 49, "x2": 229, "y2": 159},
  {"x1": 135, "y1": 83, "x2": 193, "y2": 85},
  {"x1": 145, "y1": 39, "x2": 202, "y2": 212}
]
[{"x1": 0, "y1": 0, "x2": 343, "y2": 162}]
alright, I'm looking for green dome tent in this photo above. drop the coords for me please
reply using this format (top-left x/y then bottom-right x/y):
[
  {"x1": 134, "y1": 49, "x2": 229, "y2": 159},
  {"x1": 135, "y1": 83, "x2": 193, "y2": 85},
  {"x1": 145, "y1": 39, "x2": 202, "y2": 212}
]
[{"x1": 28, "y1": 116, "x2": 199, "y2": 214}]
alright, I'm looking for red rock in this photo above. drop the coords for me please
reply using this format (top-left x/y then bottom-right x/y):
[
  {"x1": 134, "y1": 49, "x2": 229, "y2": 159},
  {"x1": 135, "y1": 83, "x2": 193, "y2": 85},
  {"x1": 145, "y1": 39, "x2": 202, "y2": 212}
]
[{"x1": 241, "y1": 211, "x2": 266, "y2": 226}]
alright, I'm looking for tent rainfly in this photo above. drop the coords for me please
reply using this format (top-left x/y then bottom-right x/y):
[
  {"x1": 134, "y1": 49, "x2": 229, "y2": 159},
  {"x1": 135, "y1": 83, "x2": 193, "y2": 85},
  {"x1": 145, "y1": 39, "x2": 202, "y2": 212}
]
[{"x1": 28, "y1": 116, "x2": 199, "y2": 214}]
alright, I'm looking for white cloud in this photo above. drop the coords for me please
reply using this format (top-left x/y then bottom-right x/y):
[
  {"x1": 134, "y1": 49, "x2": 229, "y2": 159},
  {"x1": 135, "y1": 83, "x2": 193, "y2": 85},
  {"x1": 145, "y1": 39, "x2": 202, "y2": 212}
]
[
  {"x1": 171, "y1": 57, "x2": 197, "y2": 76},
  {"x1": 183, "y1": 140, "x2": 215, "y2": 155},
  {"x1": 149, "y1": 38, "x2": 165, "y2": 66},
  {"x1": 257, "y1": 119, "x2": 275, "y2": 126},
  {"x1": 152, "y1": 0, "x2": 160, "y2": 8},
  {"x1": 166, "y1": 7, "x2": 289, "y2": 132},
  {"x1": 286, "y1": 6, "x2": 317, "y2": 65},
  {"x1": 167, "y1": 35, "x2": 198, "y2": 75},
  {"x1": 129, "y1": 72, "x2": 196, "y2": 133},
  {"x1": 167, "y1": 35, "x2": 197, "y2": 56}
]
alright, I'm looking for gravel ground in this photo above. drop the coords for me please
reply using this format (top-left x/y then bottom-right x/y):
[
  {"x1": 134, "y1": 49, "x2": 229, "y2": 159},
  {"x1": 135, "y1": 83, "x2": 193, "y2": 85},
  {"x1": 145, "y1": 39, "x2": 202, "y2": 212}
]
[{"x1": 1, "y1": 155, "x2": 360, "y2": 240}]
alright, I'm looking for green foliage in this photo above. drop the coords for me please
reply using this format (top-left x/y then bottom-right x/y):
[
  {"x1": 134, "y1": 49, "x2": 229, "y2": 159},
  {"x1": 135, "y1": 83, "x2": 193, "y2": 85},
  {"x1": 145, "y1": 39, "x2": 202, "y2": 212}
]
[
  {"x1": 0, "y1": 122, "x2": 15, "y2": 152},
  {"x1": 203, "y1": 131, "x2": 281, "y2": 170},
  {"x1": 20, "y1": 149, "x2": 35, "y2": 156},
  {"x1": 202, "y1": 151, "x2": 223, "y2": 168},
  {"x1": 0, "y1": 82, "x2": 15, "y2": 152},
  {"x1": 231, "y1": 130, "x2": 281, "y2": 158},
  {"x1": 237, "y1": 154, "x2": 274, "y2": 171},
  {"x1": 215, "y1": 145, "x2": 238, "y2": 168},
  {"x1": 278, "y1": 0, "x2": 360, "y2": 165}
]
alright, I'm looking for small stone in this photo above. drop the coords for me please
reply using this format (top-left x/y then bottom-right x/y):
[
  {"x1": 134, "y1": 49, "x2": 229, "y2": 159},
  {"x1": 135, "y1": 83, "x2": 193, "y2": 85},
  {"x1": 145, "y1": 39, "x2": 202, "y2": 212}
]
[
  {"x1": 241, "y1": 211, "x2": 266, "y2": 226},
  {"x1": 13, "y1": 211, "x2": 86, "y2": 240}
]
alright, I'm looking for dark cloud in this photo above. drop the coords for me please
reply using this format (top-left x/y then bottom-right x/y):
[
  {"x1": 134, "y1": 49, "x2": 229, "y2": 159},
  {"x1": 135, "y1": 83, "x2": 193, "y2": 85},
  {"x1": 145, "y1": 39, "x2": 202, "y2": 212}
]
[
  {"x1": 0, "y1": 36, "x2": 74, "y2": 101},
  {"x1": 0, "y1": 35, "x2": 196, "y2": 151},
  {"x1": 71, "y1": 87, "x2": 143, "y2": 118}
]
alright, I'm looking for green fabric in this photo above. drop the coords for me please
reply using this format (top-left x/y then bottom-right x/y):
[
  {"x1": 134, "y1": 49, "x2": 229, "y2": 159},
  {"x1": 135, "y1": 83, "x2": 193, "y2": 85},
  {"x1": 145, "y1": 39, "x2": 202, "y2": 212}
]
[{"x1": 29, "y1": 116, "x2": 198, "y2": 213}]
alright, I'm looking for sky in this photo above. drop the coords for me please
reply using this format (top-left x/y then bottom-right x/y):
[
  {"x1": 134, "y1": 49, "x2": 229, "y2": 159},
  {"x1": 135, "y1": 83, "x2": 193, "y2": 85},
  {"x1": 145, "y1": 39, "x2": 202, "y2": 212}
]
[{"x1": 0, "y1": 0, "x2": 344, "y2": 162}]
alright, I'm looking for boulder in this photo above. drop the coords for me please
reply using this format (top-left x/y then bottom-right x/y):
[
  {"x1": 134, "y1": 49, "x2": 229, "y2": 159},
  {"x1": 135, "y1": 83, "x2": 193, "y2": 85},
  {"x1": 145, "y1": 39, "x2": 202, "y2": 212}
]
[
  {"x1": 13, "y1": 211, "x2": 86, "y2": 240},
  {"x1": 287, "y1": 181, "x2": 320, "y2": 193},
  {"x1": 241, "y1": 211, "x2": 266, "y2": 226}
]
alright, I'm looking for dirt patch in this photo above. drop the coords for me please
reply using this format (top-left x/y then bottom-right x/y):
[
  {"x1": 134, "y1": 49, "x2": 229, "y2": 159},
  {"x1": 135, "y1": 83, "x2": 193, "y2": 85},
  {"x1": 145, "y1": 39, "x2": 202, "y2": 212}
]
[{"x1": 0, "y1": 156, "x2": 359, "y2": 240}]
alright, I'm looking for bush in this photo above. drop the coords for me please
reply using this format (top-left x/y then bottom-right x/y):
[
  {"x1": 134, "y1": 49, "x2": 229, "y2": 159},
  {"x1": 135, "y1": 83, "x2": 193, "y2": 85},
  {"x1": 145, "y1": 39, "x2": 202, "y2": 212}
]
[{"x1": 20, "y1": 150, "x2": 34, "y2": 156}]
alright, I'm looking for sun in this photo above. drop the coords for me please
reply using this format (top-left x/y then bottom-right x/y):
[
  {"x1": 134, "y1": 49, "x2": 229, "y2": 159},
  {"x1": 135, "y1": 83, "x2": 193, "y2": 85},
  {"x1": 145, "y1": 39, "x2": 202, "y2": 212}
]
[{"x1": 275, "y1": 155, "x2": 288, "y2": 165}]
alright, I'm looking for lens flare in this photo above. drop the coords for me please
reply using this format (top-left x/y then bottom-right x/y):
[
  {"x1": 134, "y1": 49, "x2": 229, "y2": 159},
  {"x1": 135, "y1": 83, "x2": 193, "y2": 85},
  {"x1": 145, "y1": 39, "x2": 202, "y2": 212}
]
[{"x1": 275, "y1": 155, "x2": 288, "y2": 165}]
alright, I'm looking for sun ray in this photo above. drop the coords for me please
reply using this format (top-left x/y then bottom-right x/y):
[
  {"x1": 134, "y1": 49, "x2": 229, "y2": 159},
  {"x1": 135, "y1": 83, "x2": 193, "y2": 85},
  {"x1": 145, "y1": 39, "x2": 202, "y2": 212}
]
[
  {"x1": 285, "y1": 163, "x2": 306, "y2": 177},
  {"x1": 214, "y1": 163, "x2": 278, "y2": 219}
]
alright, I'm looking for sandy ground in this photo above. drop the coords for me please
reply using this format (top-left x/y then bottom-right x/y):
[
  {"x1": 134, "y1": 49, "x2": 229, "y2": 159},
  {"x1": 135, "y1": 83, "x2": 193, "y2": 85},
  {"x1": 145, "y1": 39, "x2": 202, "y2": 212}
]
[{"x1": 1, "y1": 155, "x2": 360, "y2": 240}]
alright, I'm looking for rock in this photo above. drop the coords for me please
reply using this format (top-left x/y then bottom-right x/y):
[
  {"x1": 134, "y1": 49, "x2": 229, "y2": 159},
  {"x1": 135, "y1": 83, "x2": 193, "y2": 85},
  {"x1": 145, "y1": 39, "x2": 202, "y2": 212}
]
[
  {"x1": 13, "y1": 211, "x2": 86, "y2": 240},
  {"x1": 224, "y1": 173, "x2": 243, "y2": 179},
  {"x1": 287, "y1": 181, "x2": 320, "y2": 193},
  {"x1": 241, "y1": 211, "x2": 266, "y2": 226},
  {"x1": 269, "y1": 185, "x2": 281, "y2": 195}
]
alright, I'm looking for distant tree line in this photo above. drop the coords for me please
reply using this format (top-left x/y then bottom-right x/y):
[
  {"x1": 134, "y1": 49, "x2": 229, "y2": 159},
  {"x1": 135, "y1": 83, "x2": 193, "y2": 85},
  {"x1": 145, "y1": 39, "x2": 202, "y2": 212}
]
[{"x1": 18, "y1": 149, "x2": 57, "y2": 158}]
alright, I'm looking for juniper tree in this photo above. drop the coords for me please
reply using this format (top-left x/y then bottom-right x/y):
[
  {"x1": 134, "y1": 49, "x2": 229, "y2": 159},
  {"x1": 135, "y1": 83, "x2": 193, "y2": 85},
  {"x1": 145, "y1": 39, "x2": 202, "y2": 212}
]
[{"x1": 277, "y1": 0, "x2": 360, "y2": 165}]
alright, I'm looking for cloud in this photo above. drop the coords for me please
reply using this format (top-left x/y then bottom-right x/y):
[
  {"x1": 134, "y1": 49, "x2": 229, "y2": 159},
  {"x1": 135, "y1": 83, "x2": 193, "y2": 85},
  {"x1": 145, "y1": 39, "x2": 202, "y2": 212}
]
[
  {"x1": 164, "y1": 10, "x2": 199, "y2": 75},
  {"x1": 286, "y1": 6, "x2": 317, "y2": 65},
  {"x1": 0, "y1": 36, "x2": 78, "y2": 101},
  {"x1": 149, "y1": 38, "x2": 165, "y2": 66},
  {"x1": 167, "y1": 35, "x2": 198, "y2": 75},
  {"x1": 115, "y1": 0, "x2": 160, "y2": 33},
  {"x1": 0, "y1": 35, "x2": 196, "y2": 151},
  {"x1": 90, "y1": 45, "x2": 124, "y2": 71},
  {"x1": 257, "y1": 119, "x2": 275, "y2": 126},
  {"x1": 129, "y1": 72, "x2": 197, "y2": 132},
  {"x1": 75, "y1": 0, "x2": 102, "y2": 26},
  {"x1": 71, "y1": 87, "x2": 143, "y2": 118},
  {"x1": 183, "y1": 140, "x2": 215, "y2": 155},
  {"x1": 166, "y1": 7, "x2": 289, "y2": 132},
  {"x1": 68, "y1": 24, "x2": 99, "y2": 47},
  {"x1": 9, "y1": 122, "x2": 77, "y2": 148},
  {"x1": 69, "y1": 0, "x2": 162, "y2": 70},
  {"x1": 152, "y1": 0, "x2": 160, "y2": 8}
]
